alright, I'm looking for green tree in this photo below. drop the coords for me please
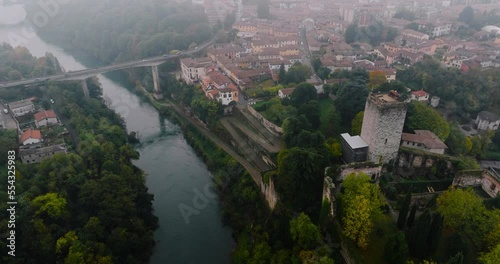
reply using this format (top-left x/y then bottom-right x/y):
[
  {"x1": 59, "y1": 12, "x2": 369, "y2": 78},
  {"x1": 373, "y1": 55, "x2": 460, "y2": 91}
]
[
  {"x1": 427, "y1": 213, "x2": 444, "y2": 257},
  {"x1": 8, "y1": 69, "x2": 22, "y2": 80},
  {"x1": 384, "y1": 232, "x2": 409, "y2": 264},
  {"x1": 32, "y1": 193, "x2": 68, "y2": 219},
  {"x1": 408, "y1": 209, "x2": 432, "y2": 258},
  {"x1": 249, "y1": 242, "x2": 272, "y2": 264},
  {"x1": 406, "y1": 101, "x2": 450, "y2": 141},
  {"x1": 290, "y1": 213, "x2": 321, "y2": 250},
  {"x1": 351, "y1": 111, "x2": 364, "y2": 135},
  {"x1": 0, "y1": 130, "x2": 18, "y2": 165},
  {"x1": 459, "y1": 6, "x2": 474, "y2": 25},
  {"x1": 446, "y1": 123, "x2": 470, "y2": 155},
  {"x1": 437, "y1": 188, "x2": 498, "y2": 251},
  {"x1": 336, "y1": 80, "x2": 369, "y2": 126},
  {"x1": 286, "y1": 63, "x2": 312, "y2": 84},
  {"x1": 479, "y1": 243, "x2": 500, "y2": 264},
  {"x1": 407, "y1": 204, "x2": 417, "y2": 228},
  {"x1": 311, "y1": 57, "x2": 322, "y2": 72},
  {"x1": 290, "y1": 83, "x2": 318, "y2": 108},
  {"x1": 397, "y1": 191, "x2": 412, "y2": 230},
  {"x1": 298, "y1": 100, "x2": 321, "y2": 129},
  {"x1": 345, "y1": 24, "x2": 358, "y2": 44},
  {"x1": 341, "y1": 173, "x2": 384, "y2": 248},
  {"x1": 278, "y1": 63, "x2": 286, "y2": 84}
]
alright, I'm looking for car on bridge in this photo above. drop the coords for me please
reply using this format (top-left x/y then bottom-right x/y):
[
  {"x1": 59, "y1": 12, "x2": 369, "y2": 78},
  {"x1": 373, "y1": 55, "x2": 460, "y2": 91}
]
[{"x1": 163, "y1": 54, "x2": 168, "y2": 58}]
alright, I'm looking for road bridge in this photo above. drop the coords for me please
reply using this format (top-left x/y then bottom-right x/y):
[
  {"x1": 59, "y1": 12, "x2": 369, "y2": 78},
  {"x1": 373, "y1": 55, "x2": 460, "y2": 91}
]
[{"x1": 0, "y1": 39, "x2": 215, "y2": 99}]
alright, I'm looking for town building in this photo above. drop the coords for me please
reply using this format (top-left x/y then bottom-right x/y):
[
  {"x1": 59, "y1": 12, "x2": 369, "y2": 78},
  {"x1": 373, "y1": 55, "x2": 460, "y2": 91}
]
[
  {"x1": 278, "y1": 87, "x2": 295, "y2": 99},
  {"x1": 453, "y1": 169, "x2": 500, "y2": 198},
  {"x1": 340, "y1": 133, "x2": 369, "y2": 163},
  {"x1": 34, "y1": 110, "x2": 59, "y2": 128},
  {"x1": 8, "y1": 99, "x2": 35, "y2": 117},
  {"x1": 180, "y1": 57, "x2": 214, "y2": 84},
  {"x1": 475, "y1": 111, "x2": 500, "y2": 131},
  {"x1": 360, "y1": 93, "x2": 407, "y2": 164},
  {"x1": 401, "y1": 130, "x2": 448, "y2": 155},
  {"x1": 20, "y1": 129, "x2": 43, "y2": 146},
  {"x1": 410, "y1": 90, "x2": 430, "y2": 101},
  {"x1": 19, "y1": 144, "x2": 67, "y2": 164}
]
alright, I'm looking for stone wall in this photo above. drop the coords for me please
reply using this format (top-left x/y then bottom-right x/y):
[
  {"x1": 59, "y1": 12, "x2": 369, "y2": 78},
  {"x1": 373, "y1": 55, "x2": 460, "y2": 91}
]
[
  {"x1": 360, "y1": 94, "x2": 407, "y2": 164},
  {"x1": 338, "y1": 163, "x2": 383, "y2": 181},
  {"x1": 246, "y1": 105, "x2": 283, "y2": 137},
  {"x1": 453, "y1": 170, "x2": 500, "y2": 198},
  {"x1": 396, "y1": 149, "x2": 456, "y2": 179}
]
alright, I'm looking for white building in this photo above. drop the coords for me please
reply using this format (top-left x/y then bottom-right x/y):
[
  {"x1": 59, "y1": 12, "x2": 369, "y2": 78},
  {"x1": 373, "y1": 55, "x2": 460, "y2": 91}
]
[
  {"x1": 9, "y1": 99, "x2": 35, "y2": 117},
  {"x1": 20, "y1": 129, "x2": 42, "y2": 146},
  {"x1": 34, "y1": 110, "x2": 59, "y2": 128},
  {"x1": 401, "y1": 130, "x2": 448, "y2": 155},
  {"x1": 278, "y1": 88, "x2": 295, "y2": 99},
  {"x1": 476, "y1": 111, "x2": 500, "y2": 131},
  {"x1": 410, "y1": 90, "x2": 430, "y2": 101},
  {"x1": 180, "y1": 57, "x2": 214, "y2": 84}
]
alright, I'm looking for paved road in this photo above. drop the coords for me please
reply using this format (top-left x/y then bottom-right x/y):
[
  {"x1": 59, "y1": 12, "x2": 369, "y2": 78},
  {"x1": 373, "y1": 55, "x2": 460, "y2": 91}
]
[
  {"x1": 0, "y1": 102, "x2": 18, "y2": 130},
  {"x1": 0, "y1": 39, "x2": 215, "y2": 88}
]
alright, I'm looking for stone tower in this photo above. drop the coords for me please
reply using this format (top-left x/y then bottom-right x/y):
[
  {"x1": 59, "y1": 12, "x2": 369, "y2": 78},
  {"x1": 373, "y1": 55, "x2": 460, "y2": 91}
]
[{"x1": 360, "y1": 93, "x2": 407, "y2": 164}]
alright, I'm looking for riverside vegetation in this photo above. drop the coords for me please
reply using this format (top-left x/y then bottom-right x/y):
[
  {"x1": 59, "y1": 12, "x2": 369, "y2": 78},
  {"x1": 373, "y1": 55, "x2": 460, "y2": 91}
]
[{"x1": 0, "y1": 48, "x2": 158, "y2": 263}]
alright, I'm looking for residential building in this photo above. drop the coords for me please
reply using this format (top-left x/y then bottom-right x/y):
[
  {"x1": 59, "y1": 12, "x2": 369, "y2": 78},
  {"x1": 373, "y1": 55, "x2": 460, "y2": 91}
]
[
  {"x1": 340, "y1": 133, "x2": 369, "y2": 163},
  {"x1": 34, "y1": 110, "x2": 59, "y2": 128},
  {"x1": 20, "y1": 129, "x2": 43, "y2": 146},
  {"x1": 401, "y1": 130, "x2": 448, "y2": 155},
  {"x1": 401, "y1": 29, "x2": 430, "y2": 40},
  {"x1": 19, "y1": 144, "x2": 67, "y2": 164},
  {"x1": 278, "y1": 88, "x2": 295, "y2": 99},
  {"x1": 476, "y1": 111, "x2": 500, "y2": 131},
  {"x1": 410, "y1": 90, "x2": 430, "y2": 101},
  {"x1": 180, "y1": 57, "x2": 214, "y2": 84},
  {"x1": 8, "y1": 99, "x2": 35, "y2": 117}
]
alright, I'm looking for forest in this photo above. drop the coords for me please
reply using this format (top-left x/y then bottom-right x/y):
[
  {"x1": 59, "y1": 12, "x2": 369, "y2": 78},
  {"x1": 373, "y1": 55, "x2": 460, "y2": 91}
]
[
  {"x1": 0, "y1": 50, "x2": 157, "y2": 263},
  {"x1": 25, "y1": 0, "x2": 214, "y2": 63}
]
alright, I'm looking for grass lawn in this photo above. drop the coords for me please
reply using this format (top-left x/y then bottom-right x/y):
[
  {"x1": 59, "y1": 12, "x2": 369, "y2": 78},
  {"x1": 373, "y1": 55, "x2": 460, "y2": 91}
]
[{"x1": 362, "y1": 214, "x2": 398, "y2": 264}]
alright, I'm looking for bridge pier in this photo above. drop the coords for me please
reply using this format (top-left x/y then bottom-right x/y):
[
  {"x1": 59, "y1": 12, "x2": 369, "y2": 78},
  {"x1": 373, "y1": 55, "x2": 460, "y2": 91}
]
[
  {"x1": 81, "y1": 79, "x2": 89, "y2": 99},
  {"x1": 151, "y1": 65, "x2": 163, "y2": 100}
]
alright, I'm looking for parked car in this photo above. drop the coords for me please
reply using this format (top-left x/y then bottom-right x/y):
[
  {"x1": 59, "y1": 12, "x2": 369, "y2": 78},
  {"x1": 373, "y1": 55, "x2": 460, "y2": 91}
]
[{"x1": 3, "y1": 109, "x2": 8, "y2": 114}]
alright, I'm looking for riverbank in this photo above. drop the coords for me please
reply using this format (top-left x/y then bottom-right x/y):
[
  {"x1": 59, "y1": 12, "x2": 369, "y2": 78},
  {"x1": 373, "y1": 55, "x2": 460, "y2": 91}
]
[{"x1": 134, "y1": 82, "x2": 274, "y2": 255}]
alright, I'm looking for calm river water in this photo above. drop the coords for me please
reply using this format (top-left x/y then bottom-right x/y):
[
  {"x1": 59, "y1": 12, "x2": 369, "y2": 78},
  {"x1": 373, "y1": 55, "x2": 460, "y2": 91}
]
[{"x1": 0, "y1": 5, "x2": 234, "y2": 264}]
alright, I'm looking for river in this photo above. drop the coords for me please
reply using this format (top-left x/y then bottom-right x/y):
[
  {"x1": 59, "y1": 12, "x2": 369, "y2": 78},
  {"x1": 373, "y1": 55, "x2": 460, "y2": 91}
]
[{"x1": 0, "y1": 6, "x2": 234, "y2": 264}]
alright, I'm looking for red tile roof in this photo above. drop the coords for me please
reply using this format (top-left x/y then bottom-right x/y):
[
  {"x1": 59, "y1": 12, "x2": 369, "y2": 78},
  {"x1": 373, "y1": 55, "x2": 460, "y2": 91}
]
[
  {"x1": 34, "y1": 110, "x2": 57, "y2": 122},
  {"x1": 21, "y1": 129, "x2": 42, "y2": 142},
  {"x1": 411, "y1": 90, "x2": 429, "y2": 97}
]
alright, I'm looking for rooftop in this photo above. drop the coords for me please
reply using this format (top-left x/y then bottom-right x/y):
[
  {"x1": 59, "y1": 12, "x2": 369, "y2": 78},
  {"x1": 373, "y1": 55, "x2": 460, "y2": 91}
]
[
  {"x1": 21, "y1": 129, "x2": 42, "y2": 142},
  {"x1": 341, "y1": 133, "x2": 368, "y2": 149},
  {"x1": 34, "y1": 110, "x2": 57, "y2": 122},
  {"x1": 19, "y1": 144, "x2": 67, "y2": 156},
  {"x1": 477, "y1": 111, "x2": 500, "y2": 122},
  {"x1": 401, "y1": 130, "x2": 448, "y2": 150},
  {"x1": 9, "y1": 99, "x2": 34, "y2": 110}
]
